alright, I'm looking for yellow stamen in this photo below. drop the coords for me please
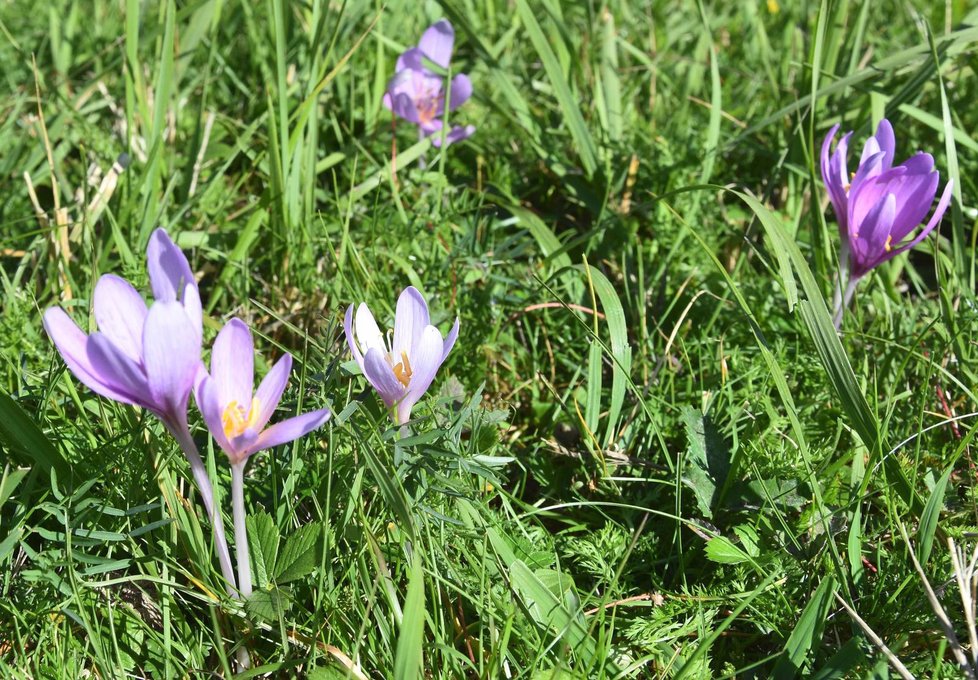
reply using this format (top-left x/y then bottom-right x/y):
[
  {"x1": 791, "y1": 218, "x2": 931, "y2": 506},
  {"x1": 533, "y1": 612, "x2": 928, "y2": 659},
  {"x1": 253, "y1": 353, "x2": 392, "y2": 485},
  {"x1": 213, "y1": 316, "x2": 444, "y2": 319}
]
[
  {"x1": 392, "y1": 351, "x2": 413, "y2": 388},
  {"x1": 884, "y1": 235, "x2": 893, "y2": 252},
  {"x1": 418, "y1": 98, "x2": 438, "y2": 125},
  {"x1": 222, "y1": 397, "x2": 261, "y2": 439}
]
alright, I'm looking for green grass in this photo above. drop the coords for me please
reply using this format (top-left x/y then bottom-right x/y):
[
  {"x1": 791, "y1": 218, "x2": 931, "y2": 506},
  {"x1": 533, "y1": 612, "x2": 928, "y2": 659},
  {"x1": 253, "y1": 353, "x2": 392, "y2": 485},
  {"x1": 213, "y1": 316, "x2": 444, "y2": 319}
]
[{"x1": 2, "y1": 0, "x2": 978, "y2": 677}]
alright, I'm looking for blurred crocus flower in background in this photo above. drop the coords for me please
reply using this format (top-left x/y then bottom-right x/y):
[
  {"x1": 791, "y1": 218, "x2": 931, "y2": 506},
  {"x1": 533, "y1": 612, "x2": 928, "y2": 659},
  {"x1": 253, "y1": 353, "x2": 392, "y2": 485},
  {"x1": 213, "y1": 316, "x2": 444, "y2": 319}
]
[
  {"x1": 345, "y1": 286, "x2": 459, "y2": 426},
  {"x1": 195, "y1": 318, "x2": 330, "y2": 597},
  {"x1": 821, "y1": 118, "x2": 953, "y2": 327},
  {"x1": 383, "y1": 19, "x2": 475, "y2": 147},
  {"x1": 42, "y1": 228, "x2": 236, "y2": 594}
]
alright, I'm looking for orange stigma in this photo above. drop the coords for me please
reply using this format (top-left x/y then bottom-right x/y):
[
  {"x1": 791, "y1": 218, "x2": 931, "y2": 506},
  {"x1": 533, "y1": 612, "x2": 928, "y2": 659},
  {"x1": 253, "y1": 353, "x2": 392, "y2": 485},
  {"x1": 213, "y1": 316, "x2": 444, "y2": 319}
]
[{"x1": 392, "y1": 351, "x2": 413, "y2": 387}]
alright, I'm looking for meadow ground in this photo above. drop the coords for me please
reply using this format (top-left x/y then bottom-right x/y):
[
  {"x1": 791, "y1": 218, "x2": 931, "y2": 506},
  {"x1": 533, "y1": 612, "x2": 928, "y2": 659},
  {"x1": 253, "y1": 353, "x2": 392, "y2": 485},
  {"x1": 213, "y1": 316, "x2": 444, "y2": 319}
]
[{"x1": 1, "y1": 1, "x2": 978, "y2": 677}]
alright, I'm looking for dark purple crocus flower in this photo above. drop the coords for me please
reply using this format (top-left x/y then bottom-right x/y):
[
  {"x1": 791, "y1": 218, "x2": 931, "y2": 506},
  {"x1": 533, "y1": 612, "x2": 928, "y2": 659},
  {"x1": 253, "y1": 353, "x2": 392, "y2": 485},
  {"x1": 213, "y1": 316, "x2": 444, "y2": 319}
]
[
  {"x1": 345, "y1": 286, "x2": 459, "y2": 425},
  {"x1": 383, "y1": 19, "x2": 475, "y2": 147},
  {"x1": 821, "y1": 119, "x2": 953, "y2": 325},
  {"x1": 195, "y1": 318, "x2": 331, "y2": 466},
  {"x1": 43, "y1": 228, "x2": 237, "y2": 595}
]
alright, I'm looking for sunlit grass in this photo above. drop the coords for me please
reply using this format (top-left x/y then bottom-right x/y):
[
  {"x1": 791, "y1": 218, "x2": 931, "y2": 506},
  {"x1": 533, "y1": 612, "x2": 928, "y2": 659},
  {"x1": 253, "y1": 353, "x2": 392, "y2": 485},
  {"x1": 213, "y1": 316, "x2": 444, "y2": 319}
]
[{"x1": 1, "y1": 0, "x2": 977, "y2": 677}]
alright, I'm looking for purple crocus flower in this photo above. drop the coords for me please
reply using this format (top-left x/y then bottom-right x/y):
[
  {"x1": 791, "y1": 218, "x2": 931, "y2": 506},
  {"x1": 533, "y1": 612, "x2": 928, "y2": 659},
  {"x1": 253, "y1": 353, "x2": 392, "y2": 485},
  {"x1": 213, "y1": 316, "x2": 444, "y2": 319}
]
[
  {"x1": 345, "y1": 286, "x2": 459, "y2": 425},
  {"x1": 43, "y1": 228, "x2": 203, "y2": 433},
  {"x1": 194, "y1": 318, "x2": 331, "y2": 466},
  {"x1": 194, "y1": 318, "x2": 330, "y2": 598},
  {"x1": 43, "y1": 228, "x2": 238, "y2": 594},
  {"x1": 821, "y1": 119, "x2": 953, "y2": 325},
  {"x1": 383, "y1": 19, "x2": 475, "y2": 147}
]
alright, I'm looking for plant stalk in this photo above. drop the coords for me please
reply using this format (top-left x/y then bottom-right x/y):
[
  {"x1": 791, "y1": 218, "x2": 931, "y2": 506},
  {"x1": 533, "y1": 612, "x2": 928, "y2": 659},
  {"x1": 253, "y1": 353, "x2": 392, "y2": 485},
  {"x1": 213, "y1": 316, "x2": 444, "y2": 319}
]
[
  {"x1": 230, "y1": 461, "x2": 253, "y2": 598},
  {"x1": 166, "y1": 418, "x2": 237, "y2": 596}
]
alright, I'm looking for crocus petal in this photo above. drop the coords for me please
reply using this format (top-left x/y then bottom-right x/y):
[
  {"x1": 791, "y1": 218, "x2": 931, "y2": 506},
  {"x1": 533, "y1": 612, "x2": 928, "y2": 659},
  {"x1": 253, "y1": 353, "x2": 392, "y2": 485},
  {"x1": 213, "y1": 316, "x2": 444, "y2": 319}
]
[
  {"x1": 247, "y1": 407, "x2": 331, "y2": 457},
  {"x1": 363, "y1": 347, "x2": 405, "y2": 407},
  {"x1": 873, "y1": 119, "x2": 895, "y2": 171},
  {"x1": 142, "y1": 301, "x2": 202, "y2": 416},
  {"x1": 390, "y1": 92, "x2": 422, "y2": 124},
  {"x1": 399, "y1": 325, "x2": 447, "y2": 423},
  {"x1": 211, "y1": 319, "x2": 254, "y2": 410},
  {"x1": 447, "y1": 74, "x2": 472, "y2": 111},
  {"x1": 851, "y1": 194, "x2": 896, "y2": 277},
  {"x1": 443, "y1": 317, "x2": 460, "y2": 361},
  {"x1": 228, "y1": 429, "x2": 260, "y2": 461},
  {"x1": 419, "y1": 19, "x2": 454, "y2": 69},
  {"x1": 393, "y1": 286, "x2": 431, "y2": 358},
  {"x1": 344, "y1": 305, "x2": 365, "y2": 369},
  {"x1": 885, "y1": 174, "x2": 940, "y2": 243},
  {"x1": 93, "y1": 275, "x2": 148, "y2": 364},
  {"x1": 420, "y1": 118, "x2": 444, "y2": 136},
  {"x1": 850, "y1": 157, "x2": 937, "y2": 243},
  {"x1": 252, "y1": 353, "x2": 293, "y2": 432},
  {"x1": 396, "y1": 46, "x2": 426, "y2": 73},
  {"x1": 820, "y1": 126, "x2": 850, "y2": 232},
  {"x1": 889, "y1": 179, "x2": 953, "y2": 258},
  {"x1": 431, "y1": 125, "x2": 475, "y2": 147},
  {"x1": 354, "y1": 303, "x2": 387, "y2": 354},
  {"x1": 87, "y1": 333, "x2": 153, "y2": 408},
  {"x1": 195, "y1": 374, "x2": 234, "y2": 455},
  {"x1": 146, "y1": 228, "x2": 196, "y2": 305},
  {"x1": 182, "y1": 282, "x2": 203, "y2": 343},
  {"x1": 44, "y1": 308, "x2": 140, "y2": 406}
]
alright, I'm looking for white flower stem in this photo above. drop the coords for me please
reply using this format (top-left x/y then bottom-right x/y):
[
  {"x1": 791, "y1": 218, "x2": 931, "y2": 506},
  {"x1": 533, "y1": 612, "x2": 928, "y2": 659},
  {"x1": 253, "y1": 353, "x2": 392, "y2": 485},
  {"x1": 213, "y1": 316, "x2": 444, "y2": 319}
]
[
  {"x1": 167, "y1": 418, "x2": 237, "y2": 596},
  {"x1": 230, "y1": 461, "x2": 253, "y2": 598},
  {"x1": 833, "y1": 276, "x2": 859, "y2": 330}
]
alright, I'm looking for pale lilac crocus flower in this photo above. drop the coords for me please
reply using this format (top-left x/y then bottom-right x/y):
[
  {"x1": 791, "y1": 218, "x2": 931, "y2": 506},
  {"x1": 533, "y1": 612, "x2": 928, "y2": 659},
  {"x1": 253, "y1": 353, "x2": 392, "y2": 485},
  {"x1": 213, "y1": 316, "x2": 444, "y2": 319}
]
[
  {"x1": 345, "y1": 286, "x2": 459, "y2": 426},
  {"x1": 383, "y1": 19, "x2": 475, "y2": 147},
  {"x1": 43, "y1": 228, "x2": 236, "y2": 594},
  {"x1": 821, "y1": 118, "x2": 953, "y2": 327},
  {"x1": 195, "y1": 318, "x2": 331, "y2": 596}
]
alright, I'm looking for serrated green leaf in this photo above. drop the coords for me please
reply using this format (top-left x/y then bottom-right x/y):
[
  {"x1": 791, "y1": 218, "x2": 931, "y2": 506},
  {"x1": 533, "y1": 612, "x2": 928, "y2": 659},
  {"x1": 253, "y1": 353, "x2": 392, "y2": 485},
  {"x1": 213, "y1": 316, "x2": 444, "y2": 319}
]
[
  {"x1": 274, "y1": 522, "x2": 320, "y2": 584},
  {"x1": 247, "y1": 511, "x2": 279, "y2": 588},
  {"x1": 244, "y1": 587, "x2": 289, "y2": 623},
  {"x1": 733, "y1": 525, "x2": 760, "y2": 558},
  {"x1": 704, "y1": 536, "x2": 750, "y2": 565},
  {"x1": 682, "y1": 406, "x2": 730, "y2": 518}
]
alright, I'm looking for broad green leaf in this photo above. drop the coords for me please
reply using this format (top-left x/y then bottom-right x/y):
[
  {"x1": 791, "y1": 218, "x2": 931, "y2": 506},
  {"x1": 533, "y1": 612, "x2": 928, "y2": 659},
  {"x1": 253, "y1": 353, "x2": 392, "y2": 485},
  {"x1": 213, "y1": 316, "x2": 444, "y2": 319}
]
[
  {"x1": 245, "y1": 587, "x2": 289, "y2": 623},
  {"x1": 0, "y1": 466, "x2": 29, "y2": 512},
  {"x1": 515, "y1": 0, "x2": 598, "y2": 176},
  {"x1": 247, "y1": 511, "x2": 279, "y2": 588},
  {"x1": 917, "y1": 464, "x2": 952, "y2": 566},
  {"x1": 773, "y1": 576, "x2": 836, "y2": 679},
  {"x1": 704, "y1": 536, "x2": 750, "y2": 565},
  {"x1": 847, "y1": 505, "x2": 864, "y2": 587},
  {"x1": 0, "y1": 390, "x2": 70, "y2": 478},
  {"x1": 509, "y1": 559, "x2": 612, "y2": 671},
  {"x1": 682, "y1": 406, "x2": 730, "y2": 518},
  {"x1": 393, "y1": 553, "x2": 425, "y2": 680},
  {"x1": 597, "y1": 10, "x2": 622, "y2": 142},
  {"x1": 578, "y1": 264, "x2": 633, "y2": 448},
  {"x1": 275, "y1": 522, "x2": 320, "y2": 584},
  {"x1": 361, "y1": 441, "x2": 415, "y2": 542},
  {"x1": 810, "y1": 638, "x2": 865, "y2": 680}
]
